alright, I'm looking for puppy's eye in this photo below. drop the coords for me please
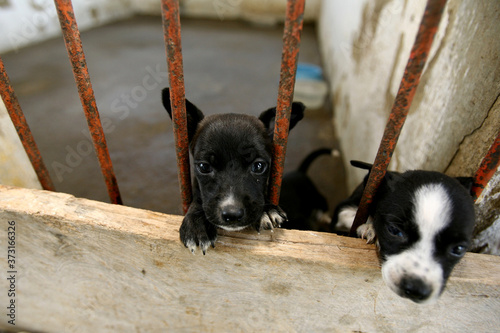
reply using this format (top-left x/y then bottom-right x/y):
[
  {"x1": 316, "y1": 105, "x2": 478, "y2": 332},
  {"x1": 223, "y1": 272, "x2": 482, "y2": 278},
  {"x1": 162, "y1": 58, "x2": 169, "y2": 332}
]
[
  {"x1": 251, "y1": 161, "x2": 267, "y2": 174},
  {"x1": 387, "y1": 224, "x2": 405, "y2": 239},
  {"x1": 196, "y1": 162, "x2": 213, "y2": 174},
  {"x1": 450, "y1": 244, "x2": 468, "y2": 257}
]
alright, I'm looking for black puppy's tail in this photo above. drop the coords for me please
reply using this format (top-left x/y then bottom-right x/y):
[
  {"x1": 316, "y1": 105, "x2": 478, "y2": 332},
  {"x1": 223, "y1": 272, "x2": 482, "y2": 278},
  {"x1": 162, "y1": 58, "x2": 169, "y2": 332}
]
[
  {"x1": 350, "y1": 160, "x2": 372, "y2": 171},
  {"x1": 298, "y1": 148, "x2": 336, "y2": 174}
]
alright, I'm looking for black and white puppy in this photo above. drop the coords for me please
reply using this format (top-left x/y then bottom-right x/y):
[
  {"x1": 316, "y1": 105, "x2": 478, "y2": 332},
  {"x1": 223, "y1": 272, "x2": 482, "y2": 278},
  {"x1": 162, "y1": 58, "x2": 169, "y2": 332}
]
[
  {"x1": 332, "y1": 161, "x2": 476, "y2": 303},
  {"x1": 162, "y1": 88, "x2": 304, "y2": 254},
  {"x1": 280, "y1": 148, "x2": 333, "y2": 231}
]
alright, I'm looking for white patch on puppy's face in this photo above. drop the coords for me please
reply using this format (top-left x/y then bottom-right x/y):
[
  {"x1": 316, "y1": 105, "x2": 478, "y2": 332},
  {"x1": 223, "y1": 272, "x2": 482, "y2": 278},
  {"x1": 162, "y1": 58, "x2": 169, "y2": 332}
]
[
  {"x1": 219, "y1": 224, "x2": 248, "y2": 231},
  {"x1": 381, "y1": 184, "x2": 452, "y2": 303},
  {"x1": 219, "y1": 192, "x2": 237, "y2": 211},
  {"x1": 216, "y1": 193, "x2": 248, "y2": 231}
]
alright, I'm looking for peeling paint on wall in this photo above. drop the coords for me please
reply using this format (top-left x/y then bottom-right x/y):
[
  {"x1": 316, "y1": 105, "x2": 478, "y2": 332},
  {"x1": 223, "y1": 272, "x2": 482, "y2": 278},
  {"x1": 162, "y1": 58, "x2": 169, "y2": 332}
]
[
  {"x1": 472, "y1": 171, "x2": 500, "y2": 255},
  {"x1": 351, "y1": 0, "x2": 392, "y2": 68},
  {"x1": 320, "y1": 0, "x2": 500, "y2": 254}
]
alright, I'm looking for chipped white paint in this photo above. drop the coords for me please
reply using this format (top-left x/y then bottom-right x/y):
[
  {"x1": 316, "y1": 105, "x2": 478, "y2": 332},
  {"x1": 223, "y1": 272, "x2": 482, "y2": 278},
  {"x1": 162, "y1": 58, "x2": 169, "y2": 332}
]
[
  {"x1": 319, "y1": 0, "x2": 424, "y2": 191},
  {"x1": 472, "y1": 169, "x2": 500, "y2": 255}
]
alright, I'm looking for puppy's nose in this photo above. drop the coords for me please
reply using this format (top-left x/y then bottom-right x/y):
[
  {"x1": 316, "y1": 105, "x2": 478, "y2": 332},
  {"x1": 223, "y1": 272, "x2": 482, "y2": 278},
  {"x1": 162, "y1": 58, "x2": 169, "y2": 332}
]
[
  {"x1": 221, "y1": 206, "x2": 244, "y2": 222},
  {"x1": 400, "y1": 277, "x2": 432, "y2": 301}
]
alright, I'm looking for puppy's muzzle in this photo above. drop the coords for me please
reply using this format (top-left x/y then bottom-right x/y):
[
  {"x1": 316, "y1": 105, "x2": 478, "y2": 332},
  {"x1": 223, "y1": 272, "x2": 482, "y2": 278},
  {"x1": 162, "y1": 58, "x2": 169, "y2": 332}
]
[
  {"x1": 399, "y1": 276, "x2": 432, "y2": 302},
  {"x1": 221, "y1": 205, "x2": 245, "y2": 223}
]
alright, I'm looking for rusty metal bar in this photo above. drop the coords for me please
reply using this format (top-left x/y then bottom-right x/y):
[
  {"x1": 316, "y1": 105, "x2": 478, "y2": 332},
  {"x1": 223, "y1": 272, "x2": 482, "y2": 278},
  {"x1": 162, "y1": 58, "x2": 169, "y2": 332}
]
[
  {"x1": 269, "y1": 0, "x2": 305, "y2": 206},
  {"x1": 54, "y1": 0, "x2": 122, "y2": 205},
  {"x1": 0, "y1": 56, "x2": 55, "y2": 191},
  {"x1": 471, "y1": 130, "x2": 500, "y2": 201},
  {"x1": 161, "y1": 0, "x2": 192, "y2": 214},
  {"x1": 350, "y1": 0, "x2": 447, "y2": 236}
]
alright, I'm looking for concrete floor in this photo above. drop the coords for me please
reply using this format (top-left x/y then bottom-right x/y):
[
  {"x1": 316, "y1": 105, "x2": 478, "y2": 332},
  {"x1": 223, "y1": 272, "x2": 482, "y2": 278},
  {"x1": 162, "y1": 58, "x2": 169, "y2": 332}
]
[{"x1": 2, "y1": 15, "x2": 347, "y2": 221}]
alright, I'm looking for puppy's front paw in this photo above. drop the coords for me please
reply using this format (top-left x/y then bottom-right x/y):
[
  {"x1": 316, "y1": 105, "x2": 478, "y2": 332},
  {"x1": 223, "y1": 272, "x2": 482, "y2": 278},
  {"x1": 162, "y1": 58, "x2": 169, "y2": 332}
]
[
  {"x1": 258, "y1": 205, "x2": 287, "y2": 232},
  {"x1": 357, "y1": 221, "x2": 376, "y2": 244},
  {"x1": 180, "y1": 214, "x2": 218, "y2": 255},
  {"x1": 335, "y1": 206, "x2": 357, "y2": 232}
]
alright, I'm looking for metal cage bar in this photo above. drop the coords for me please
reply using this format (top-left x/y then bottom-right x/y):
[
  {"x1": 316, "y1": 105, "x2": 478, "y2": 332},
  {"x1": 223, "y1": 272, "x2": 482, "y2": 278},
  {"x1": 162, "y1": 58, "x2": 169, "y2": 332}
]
[
  {"x1": 54, "y1": 0, "x2": 122, "y2": 205},
  {"x1": 269, "y1": 0, "x2": 306, "y2": 206},
  {"x1": 472, "y1": 130, "x2": 500, "y2": 201},
  {"x1": 0, "y1": 56, "x2": 55, "y2": 191},
  {"x1": 349, "y1": 0, "x2": 448, "y2": 236},
  {"x1": 161, "y1": 0, "x2": 192, "y2": 214}
]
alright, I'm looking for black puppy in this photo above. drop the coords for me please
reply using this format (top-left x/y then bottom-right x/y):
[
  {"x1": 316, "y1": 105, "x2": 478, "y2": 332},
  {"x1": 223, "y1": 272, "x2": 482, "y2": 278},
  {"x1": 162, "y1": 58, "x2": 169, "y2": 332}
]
[
  {"x1": 332, "y1": 161, "x2": 476, "y2": 303},
  {"x1": 162, "y1": 88, "x2": 304, "y2": 254},
  {"x1": 280, "y1": 148, "x2": 333, "y2": 231}
]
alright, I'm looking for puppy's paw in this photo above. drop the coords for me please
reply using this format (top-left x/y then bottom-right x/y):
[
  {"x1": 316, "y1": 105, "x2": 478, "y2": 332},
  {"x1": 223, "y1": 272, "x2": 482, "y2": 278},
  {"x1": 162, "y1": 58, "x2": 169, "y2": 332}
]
[
  {"x1": 315, "y1": 210, "x2": 332, "y2": 225},
  {"x1": 180, "y1": 214, "x2": 218, "y2": 255},
  {"x1": 258, "y1": 205, "x2": 287, "y2": 232},
  {"x1": 356, "y1": 220, "x2": 376, "y2": 244},
  {"x1": 335, "y1": 206, "x2": 357, "y2": 232}
]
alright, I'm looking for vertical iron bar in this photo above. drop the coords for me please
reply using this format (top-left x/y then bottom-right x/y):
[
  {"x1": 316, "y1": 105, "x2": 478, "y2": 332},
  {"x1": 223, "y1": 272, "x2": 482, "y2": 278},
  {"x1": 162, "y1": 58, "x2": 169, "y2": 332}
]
[
  {"x1": 161, "y1": 0, "x2": 192, "y2": 214},
  {"x1": 269, "y1": 0, "x2": 305, "y2": 206},
  {"x1": 0, "y1": 56, "x2": 55, "y2": 191},
  {"x1": 350, "y1": 0, "x2": 447, "y2": 236},
  {"x1": 54, "y1": 0, "x2": 122, "y2": 205},
  {"x1": 471, "y1": 130, "x2": 500, "y2": 201}
]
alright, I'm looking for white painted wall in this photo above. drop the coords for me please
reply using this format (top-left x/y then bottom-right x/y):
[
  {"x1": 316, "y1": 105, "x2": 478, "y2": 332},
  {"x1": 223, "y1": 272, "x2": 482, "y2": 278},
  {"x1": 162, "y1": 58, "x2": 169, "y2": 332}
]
[
  {"x1": 319, "y1": 0, "x2": 426, "y2": 190},
  {"x1": 0, "y1": 0, "x2": 133, "y2": 54},
  {"x1": 319, "y1": 0, "x2": 499, "y2": 188},
  {"x1": 0, "y1": 99, "x2": 42, "y2": 189},
  {"x1": 318, "y1": 0, "x2": 500, "y2": 254},
  {"x1": 134, "y1": 0, "x2": 321, "y2": 24},
  {"x1": 0, "y1": 0, "x2": 321, "y2": 55}
]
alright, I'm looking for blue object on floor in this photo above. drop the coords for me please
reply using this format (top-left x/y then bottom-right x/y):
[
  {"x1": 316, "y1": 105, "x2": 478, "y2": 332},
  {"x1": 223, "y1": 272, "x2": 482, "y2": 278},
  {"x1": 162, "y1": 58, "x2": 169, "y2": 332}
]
[{"x1": 296, "y1": 63, "x2": 323, "y2": 81}]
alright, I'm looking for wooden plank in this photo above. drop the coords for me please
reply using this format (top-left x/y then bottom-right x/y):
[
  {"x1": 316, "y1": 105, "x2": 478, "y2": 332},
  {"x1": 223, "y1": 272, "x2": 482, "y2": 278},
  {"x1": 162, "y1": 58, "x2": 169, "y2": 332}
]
[{"x1": 0, "y1": 185, "x2": 499, "y2": 332}]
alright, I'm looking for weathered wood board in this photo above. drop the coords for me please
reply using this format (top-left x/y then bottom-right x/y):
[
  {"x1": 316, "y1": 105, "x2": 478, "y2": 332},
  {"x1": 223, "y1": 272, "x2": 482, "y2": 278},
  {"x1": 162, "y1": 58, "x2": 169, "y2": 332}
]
[{"x1": 0, "y1": 185, "x2": 498, "y2": 332}]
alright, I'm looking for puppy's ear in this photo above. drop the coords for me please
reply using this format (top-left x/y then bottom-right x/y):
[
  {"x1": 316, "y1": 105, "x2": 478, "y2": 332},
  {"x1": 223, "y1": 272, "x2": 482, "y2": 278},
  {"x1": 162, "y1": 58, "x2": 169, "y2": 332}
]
[
  {"x1": 351, "y1": 160, "x2": 374, "y2": 189},
  {"x1": 454, "y1": 177, "x2": 475, "y2": 196},
  {"x1": 350, "y1": 160, "x2": 373, "y2": 171},
  {"x1": 383, "y1": 171, "x2": 403, "y2": 192},
  {"x1": 258, "y1": 102, "x2": 305, "y2": 138},
  {"x1": 161, "y1": 87, "x2": 204, "y2": 142},
  {"x1": 289, "y1": 102, "x2": 306, "y2": 130},
  {"x1": 351, "y1": 160, "x2": 402, "y2": 192}
]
